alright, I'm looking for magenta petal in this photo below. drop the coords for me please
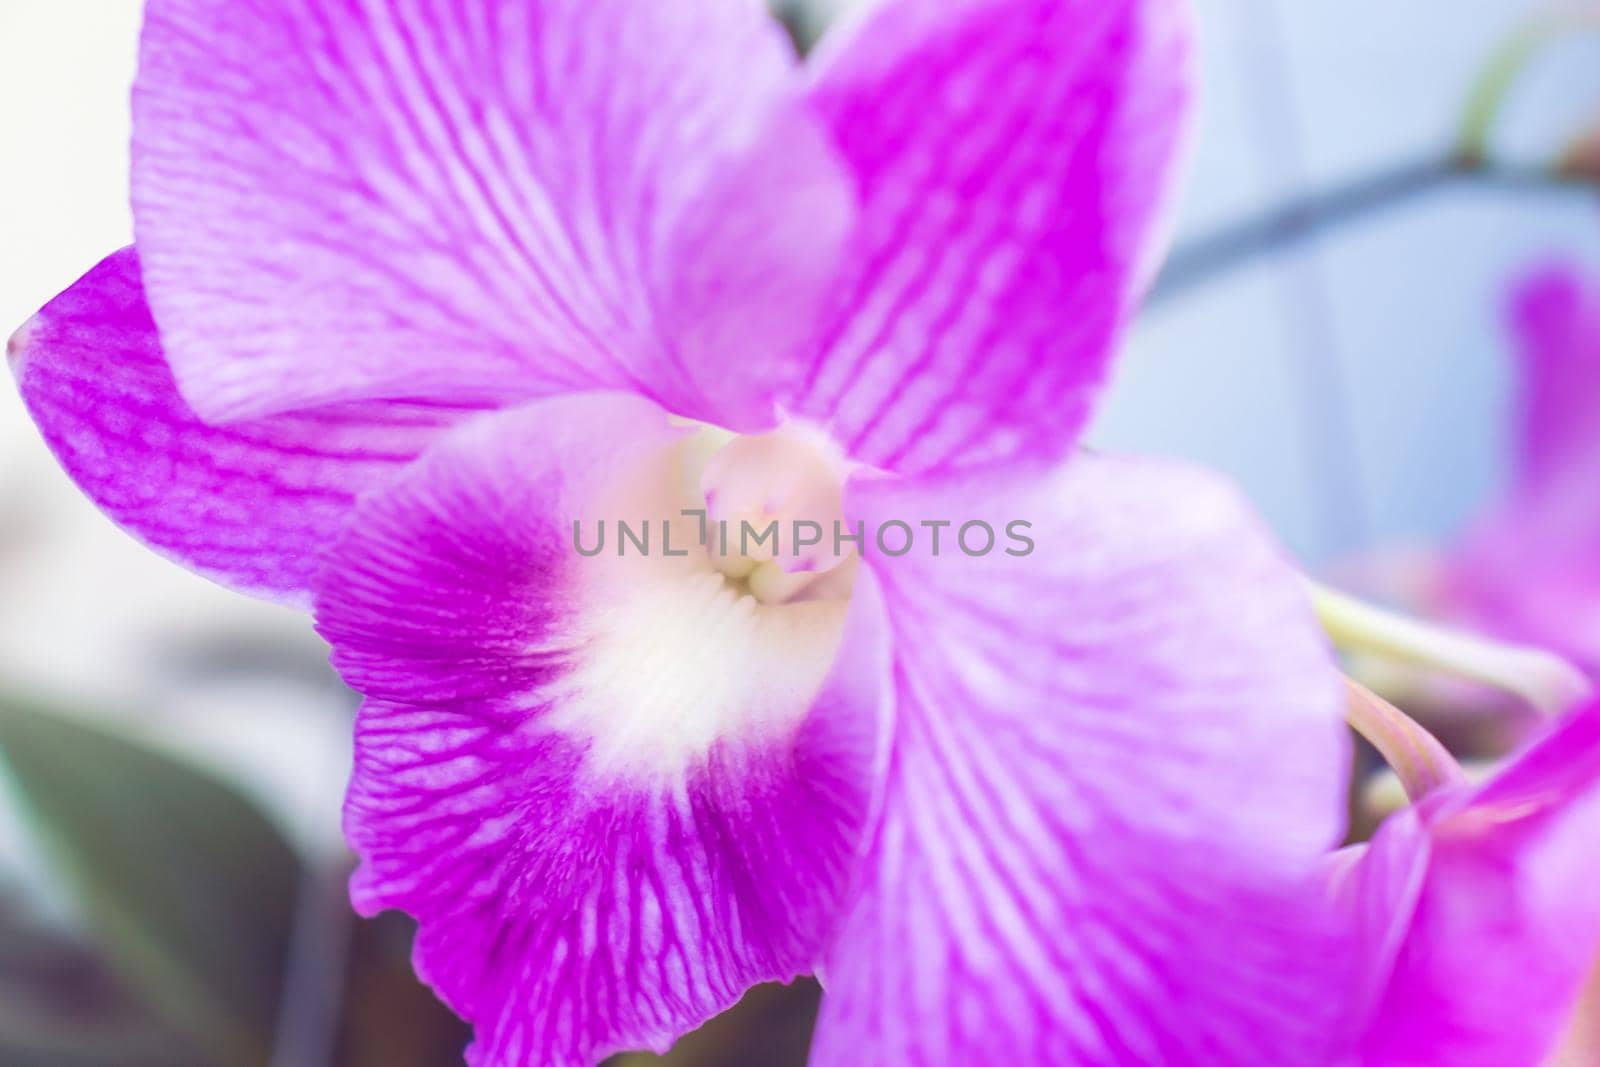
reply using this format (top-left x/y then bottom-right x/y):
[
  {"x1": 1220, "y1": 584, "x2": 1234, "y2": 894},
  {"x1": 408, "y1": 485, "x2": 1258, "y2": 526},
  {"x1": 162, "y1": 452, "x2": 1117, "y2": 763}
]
[
  {"x1": 791, "y1": 0, "x2": 1194, "y2": 475},
  {"x1": 133, "y1": 0, "x2": 853, "y2": 428},
  {"x1": 1350, "y1": 703, "x2": 1600, "y2": 1067},
  {"x1": 813, "y1": 455, "x2": 1352, "y2": 1063},
  {"x1": 8, "y1": 248, "x2": 469, "y2": 607},
  {"x1": 1446, "y1": 265, "x2": 1600, "y2": 669},
  {"x1": 1510, "y1": 264, "x2": 1600, "y2": 492},
  {"x1": 317, "y1": 395, "x2": 890, "y2": 1065}
]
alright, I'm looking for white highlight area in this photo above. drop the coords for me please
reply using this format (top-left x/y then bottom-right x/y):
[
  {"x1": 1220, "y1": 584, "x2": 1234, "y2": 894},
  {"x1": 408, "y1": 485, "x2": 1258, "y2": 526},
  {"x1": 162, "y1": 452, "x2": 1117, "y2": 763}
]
[{"x1": 539, "y1": 430, "x2": 857, "y2": 785}]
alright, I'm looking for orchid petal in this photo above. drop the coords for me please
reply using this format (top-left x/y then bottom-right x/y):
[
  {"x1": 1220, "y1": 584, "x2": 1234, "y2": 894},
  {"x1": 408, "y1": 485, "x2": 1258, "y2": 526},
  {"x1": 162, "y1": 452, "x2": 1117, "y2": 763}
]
[
  {"x1": 315, "y1": 394, "x2": 890, "y2": 1066},
  {"x1": 1350, "y1": 703, "x2": 1600, "y2": 1067},
  {"x1": 792, "y1": 0, "x2": 1194, "y2": 475},
  {"x1": 1447, "y1": 266, "x2": 1600, "y2": 669},
  {"x1": 812, "y1": 454, "x2": 1352, "y2": 1064},
  {"x1": 1510, "y1": 264, "x2": 1600, "y2": 492},
  {"x1": 133, "y1": 0, "x2": 855, "y2": 428},
  {"x1": 8, "y1": 248, "x2": 469, "y2": 607}
]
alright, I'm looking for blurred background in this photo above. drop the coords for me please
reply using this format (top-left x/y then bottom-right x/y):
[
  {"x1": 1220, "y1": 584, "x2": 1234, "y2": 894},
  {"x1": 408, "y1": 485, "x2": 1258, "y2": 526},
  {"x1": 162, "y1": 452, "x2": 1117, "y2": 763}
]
[{"x1": 1, "y1": 0, "x2": 1598, "y2": 1064}]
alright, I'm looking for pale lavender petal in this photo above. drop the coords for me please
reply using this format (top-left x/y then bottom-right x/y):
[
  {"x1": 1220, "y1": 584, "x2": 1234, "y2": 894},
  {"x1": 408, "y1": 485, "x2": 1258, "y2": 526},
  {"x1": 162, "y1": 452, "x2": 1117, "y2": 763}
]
[
  {"x1": 1351, "y1": 703, "x2": 1600, "y2": 1067},
  {"x1": 133, "y1": 0, "x2": 855, "y2": 427},
  {"x1": 8, "y1": 248, "x2": 471, "y2": 607},
  {"x1": 812, "y1": 455, "x2": 1352, "y2": 1064},
  {"x1": 791, "y1": 0, "x2": 1193, "y2": 475},
  {"x1": 660, "y1": 101, "x2": 860, "y2": 424},
  {"x1": 316, "y1": 394, "x2": 890, "y2": 1066}
]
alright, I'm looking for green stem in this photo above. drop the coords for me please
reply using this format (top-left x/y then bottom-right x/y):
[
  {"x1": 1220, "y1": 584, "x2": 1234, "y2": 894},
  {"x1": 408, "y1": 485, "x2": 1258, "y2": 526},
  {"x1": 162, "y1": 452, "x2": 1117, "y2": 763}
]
[
  {"x1": 1310, "y1": 580, "x2": 1592, "y2": 715},
  {"x1": 1458, "y1": 6, "x2": 1600, "y2": 164}
]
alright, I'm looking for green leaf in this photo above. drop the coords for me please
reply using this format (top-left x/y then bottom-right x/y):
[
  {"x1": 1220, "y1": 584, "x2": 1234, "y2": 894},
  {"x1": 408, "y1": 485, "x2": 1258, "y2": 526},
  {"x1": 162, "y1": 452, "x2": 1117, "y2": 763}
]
[
  {"x1": 0, "y1": 894, "x2": 210, "y2": 1067},
  {"x1": 0, "y1": 695, "x2": 302, "y2": 1067}
]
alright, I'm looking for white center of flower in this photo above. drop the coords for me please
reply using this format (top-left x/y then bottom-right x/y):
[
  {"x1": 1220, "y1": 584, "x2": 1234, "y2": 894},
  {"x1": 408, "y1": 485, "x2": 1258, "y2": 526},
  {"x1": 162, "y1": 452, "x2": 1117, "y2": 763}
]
[{"x1": 539, "y1": 422, "x2": 857, "y2": 783}]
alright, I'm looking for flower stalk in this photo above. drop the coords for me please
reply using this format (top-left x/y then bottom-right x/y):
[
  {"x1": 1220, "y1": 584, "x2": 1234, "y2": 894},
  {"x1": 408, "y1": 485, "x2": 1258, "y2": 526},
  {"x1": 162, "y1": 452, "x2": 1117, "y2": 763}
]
[
  {"x1": 1310, "y1": 580, "x2": 1592, "y2": 715},
  {"x1": 1344, "y1": 677, "x2": 1466, "y2": 801}
]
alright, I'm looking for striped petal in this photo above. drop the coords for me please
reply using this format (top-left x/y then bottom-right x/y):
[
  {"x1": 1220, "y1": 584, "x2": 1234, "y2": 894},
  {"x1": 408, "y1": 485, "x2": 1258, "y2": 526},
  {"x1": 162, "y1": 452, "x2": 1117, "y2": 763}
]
[
  {"x1": 812, "y1": 454, "x2": 1352, "y2": 1064},
  {"x1": 791, "y1": 0, "x2": 1193, "y2": 475},
  {"x1": 317, "y1": 394, "x2": 890, "y2": 1066},
  {"x1": 8, "y1": 248, "x2": 469, "y2": 606},
  {"x1": 133, "y1": 0, "x2": 855, "y2": 428}
]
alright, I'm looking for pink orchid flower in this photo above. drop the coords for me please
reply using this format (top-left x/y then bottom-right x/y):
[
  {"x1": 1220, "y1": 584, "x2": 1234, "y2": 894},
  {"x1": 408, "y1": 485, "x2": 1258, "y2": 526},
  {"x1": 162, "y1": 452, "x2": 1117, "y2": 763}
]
[
  {"x1": 1336, "y1": 700, "x2": 1600, "y2": 1066},
  {"x1": 9, "y1": 1, "x2": 1355, "y2": 1063},
  {"x1": 1446, "y1": 264, "x2": 1600, "y2": 675}
]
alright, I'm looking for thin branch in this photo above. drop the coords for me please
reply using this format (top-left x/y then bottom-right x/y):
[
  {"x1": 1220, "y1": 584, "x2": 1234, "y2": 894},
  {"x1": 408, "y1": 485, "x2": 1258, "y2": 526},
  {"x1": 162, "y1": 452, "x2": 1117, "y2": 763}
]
[{"x1": 1148, "y1": 158, "x2": 1593, "y2": 306}]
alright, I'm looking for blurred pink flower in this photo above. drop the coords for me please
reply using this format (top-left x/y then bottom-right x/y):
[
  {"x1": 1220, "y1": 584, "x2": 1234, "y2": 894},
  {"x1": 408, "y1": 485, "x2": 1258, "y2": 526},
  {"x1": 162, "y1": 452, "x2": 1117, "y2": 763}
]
[
  {"x1": 1336, "y1": 700, "x2": 1600, "y2": 1066},
  {"x1": 1445, "y1": 265, "x2": 1600, "y2": 674},
  {"x1": 9, "y1": 0, "x2": 1357, "y2": 1063}
]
